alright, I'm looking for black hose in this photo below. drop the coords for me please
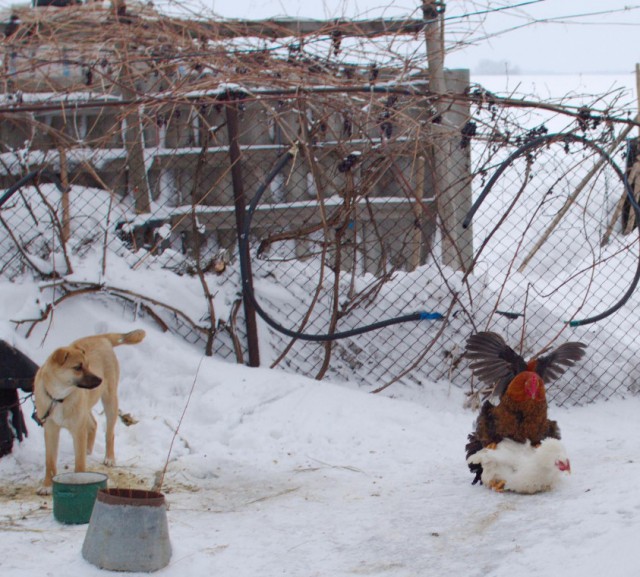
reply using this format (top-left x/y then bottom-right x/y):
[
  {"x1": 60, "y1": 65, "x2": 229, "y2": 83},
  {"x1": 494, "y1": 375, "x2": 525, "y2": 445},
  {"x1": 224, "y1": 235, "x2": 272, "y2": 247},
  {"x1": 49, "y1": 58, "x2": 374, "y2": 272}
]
[
  {"x1": 569, "y1": 169, "x2": 640, "y2": 326},
  {"x1": 464, "y1": 133, "x2": 591, "y2": 229},
  {"x1": 462, "y1": 132, "x2": 640, "y2": 327},
  {"x1": 238, "y1": 147, "x2": 443, "y2": 342},
  {"x1": 0, "y1": 168, "x2": 65, "y2": 209}
]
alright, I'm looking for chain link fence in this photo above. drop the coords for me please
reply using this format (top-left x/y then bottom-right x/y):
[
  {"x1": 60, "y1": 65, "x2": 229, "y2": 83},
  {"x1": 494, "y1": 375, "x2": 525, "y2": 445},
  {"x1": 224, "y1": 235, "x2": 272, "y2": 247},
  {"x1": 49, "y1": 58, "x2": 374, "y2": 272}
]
[{"x1": 1, "y1": 5, "x2": 639, "y2": 406}]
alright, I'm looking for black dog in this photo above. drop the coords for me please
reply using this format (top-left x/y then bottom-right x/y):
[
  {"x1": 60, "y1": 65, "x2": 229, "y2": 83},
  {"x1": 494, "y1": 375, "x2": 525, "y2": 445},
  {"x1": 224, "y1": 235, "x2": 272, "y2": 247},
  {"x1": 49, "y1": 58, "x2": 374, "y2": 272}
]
[{"x1": 0, "y1": 340, "x2": 38, "y2": 458}]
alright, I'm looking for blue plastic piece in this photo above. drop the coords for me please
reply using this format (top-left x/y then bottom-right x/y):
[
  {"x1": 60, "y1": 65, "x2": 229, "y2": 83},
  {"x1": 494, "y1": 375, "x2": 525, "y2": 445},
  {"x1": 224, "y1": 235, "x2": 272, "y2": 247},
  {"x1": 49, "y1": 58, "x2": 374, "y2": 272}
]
[{"x1": 419, "y1": 312, "x2": 443, "y2": 320}]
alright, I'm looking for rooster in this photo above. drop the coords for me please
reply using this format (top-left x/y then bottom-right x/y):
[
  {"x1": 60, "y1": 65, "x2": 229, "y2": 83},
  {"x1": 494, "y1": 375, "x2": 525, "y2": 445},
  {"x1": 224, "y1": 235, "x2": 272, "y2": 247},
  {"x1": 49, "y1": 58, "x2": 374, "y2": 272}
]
[
  {"x1": 467, "y1": 437, "x2": 571, "y2": 494},
  {"x1": 464, "y1": 332, "x2": 586, "y2": 485}
]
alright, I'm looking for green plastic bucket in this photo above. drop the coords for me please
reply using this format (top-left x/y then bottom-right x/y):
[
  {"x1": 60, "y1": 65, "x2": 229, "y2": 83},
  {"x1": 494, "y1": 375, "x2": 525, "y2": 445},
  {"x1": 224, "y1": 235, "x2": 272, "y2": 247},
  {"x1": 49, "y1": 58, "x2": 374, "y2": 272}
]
[{"x1": 52, "y1": 472, "x2": 108, "y2": 524}]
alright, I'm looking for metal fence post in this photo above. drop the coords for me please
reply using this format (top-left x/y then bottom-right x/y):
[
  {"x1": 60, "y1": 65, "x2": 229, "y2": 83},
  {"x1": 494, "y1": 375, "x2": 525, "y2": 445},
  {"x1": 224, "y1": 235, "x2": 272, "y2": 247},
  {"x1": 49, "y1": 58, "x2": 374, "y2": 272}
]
[{"x1": 225, "y1": 98, "x2": 261, "y2": 367}]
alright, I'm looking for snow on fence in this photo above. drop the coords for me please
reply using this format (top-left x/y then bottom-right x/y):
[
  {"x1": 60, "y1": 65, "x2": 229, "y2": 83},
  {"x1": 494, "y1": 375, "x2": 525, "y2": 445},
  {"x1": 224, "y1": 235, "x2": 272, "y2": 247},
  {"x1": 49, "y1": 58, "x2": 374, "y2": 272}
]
[{"x1": 1, "y1": 5, "x2": 639, "y2": 406}]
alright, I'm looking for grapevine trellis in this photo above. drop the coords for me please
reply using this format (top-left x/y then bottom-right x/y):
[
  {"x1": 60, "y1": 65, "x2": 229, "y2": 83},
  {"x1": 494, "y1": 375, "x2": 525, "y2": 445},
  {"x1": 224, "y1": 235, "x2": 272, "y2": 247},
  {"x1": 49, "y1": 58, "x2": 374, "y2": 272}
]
[{"x1": 0, "y1": 3, "x2": 639, "y2": 406}]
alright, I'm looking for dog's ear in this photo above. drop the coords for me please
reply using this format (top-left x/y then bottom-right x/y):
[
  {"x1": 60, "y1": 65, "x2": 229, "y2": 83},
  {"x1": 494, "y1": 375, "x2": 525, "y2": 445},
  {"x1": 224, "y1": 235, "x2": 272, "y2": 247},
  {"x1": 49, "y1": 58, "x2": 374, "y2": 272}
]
[{"x1": 51, "y1": 348, "x2": 69, "y2": 366}]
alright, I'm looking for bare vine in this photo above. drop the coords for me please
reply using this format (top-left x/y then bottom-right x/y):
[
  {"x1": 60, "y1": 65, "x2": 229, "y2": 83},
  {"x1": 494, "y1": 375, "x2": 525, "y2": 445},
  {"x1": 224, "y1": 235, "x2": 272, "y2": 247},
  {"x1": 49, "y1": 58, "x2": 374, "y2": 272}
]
[{"x1": 0, "y1": 3, "x2": 636, "y2": 405}]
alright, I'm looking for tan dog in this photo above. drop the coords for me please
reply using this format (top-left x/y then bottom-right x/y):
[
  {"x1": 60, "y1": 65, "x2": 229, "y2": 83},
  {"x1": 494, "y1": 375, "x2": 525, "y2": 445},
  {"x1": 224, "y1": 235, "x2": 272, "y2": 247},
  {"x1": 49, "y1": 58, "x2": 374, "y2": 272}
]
[{"x1": 33, "y1": 329, "x2": 145, "y2": 494}]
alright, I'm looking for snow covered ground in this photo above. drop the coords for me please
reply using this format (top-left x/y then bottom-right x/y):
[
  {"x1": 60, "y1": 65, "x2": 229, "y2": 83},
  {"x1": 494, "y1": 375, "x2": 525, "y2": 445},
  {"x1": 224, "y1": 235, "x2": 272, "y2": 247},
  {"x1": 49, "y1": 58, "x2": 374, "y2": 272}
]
[
  {"x1": 2, "y1": 72, "x2": 640, "y2": 576},
  {"x1": 2, "y1": 282, "x2": 640, "y2": 576}
]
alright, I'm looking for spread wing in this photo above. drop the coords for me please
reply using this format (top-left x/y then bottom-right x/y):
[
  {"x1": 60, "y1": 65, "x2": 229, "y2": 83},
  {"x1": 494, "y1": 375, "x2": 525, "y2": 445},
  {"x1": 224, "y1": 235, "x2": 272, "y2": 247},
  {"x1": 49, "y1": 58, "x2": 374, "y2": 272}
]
[
  {"x1": 534, "y1": 341, "x2": 587, "y2": 381},
  {"x1": 465, "y1": 332, "x2": 527, "y2": 397}
]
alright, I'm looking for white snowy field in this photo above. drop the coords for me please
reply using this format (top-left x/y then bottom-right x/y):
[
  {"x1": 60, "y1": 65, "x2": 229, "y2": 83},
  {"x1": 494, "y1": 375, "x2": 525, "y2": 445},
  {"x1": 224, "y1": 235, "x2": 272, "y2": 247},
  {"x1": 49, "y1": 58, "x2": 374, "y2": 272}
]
[
  {"x1": 2, "y1": 72, "x2": 640, "y2": 576},
  {"x1": 1, "y1": 281, "x2": 640, "y2": 577}
]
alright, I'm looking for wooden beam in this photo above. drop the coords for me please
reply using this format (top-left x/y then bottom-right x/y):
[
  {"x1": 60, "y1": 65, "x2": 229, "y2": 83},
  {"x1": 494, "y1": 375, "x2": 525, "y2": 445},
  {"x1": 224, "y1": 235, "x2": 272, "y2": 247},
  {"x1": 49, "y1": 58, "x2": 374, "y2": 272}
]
[
  {"x1": 170, "y1": 197, "x2": 435, "y2": 233},
  {"x1": 161, "y1": 17, "x2": 425, "y2": 40},
  {"x1": 0, "y1": 16, "x2": 425, "y2": 40}
]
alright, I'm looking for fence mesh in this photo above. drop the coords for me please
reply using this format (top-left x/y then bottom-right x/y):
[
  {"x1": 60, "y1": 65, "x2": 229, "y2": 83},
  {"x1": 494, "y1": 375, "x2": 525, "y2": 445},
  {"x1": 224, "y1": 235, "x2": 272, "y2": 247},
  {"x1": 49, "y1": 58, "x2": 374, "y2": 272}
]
[{"x1": 1, "y1": 4, "x2": 640, "y2": 406}]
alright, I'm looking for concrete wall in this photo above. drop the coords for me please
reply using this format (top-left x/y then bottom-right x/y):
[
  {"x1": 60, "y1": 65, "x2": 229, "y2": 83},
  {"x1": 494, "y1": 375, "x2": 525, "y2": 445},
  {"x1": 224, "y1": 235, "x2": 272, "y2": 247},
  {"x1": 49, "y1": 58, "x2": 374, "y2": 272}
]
[{"x1": 0, "y1": 70, "x2": 471, "y2": 274}]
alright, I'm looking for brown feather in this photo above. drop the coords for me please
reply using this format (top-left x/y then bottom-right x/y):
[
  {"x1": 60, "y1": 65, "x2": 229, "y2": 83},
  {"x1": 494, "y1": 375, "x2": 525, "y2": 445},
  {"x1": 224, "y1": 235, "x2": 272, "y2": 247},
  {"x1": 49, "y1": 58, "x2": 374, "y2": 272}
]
[
  {"x1": 466, "y1": 371, "x2": 561, "y2": 484},
  {"x1": 493, "y1": 395, "x2": 548, "y2": 445}
]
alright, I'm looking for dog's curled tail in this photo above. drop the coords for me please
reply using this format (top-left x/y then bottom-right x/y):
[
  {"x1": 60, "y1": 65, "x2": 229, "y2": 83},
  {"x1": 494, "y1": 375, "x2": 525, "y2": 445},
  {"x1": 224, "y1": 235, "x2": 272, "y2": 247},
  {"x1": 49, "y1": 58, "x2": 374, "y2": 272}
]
[{"x1": 110, "y1": 329, "x2": 146, "y2": 347}]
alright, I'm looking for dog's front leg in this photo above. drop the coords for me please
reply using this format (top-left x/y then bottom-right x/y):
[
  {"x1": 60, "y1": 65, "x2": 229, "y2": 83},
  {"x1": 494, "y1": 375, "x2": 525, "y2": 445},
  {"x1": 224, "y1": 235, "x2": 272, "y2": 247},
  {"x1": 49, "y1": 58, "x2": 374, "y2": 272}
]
[
  {"x1": 87, "y1": 413, "x2": 97, "y2": 455},
  {"x1": 37, "y1": 422, "x2": 61, "y2": 495}
]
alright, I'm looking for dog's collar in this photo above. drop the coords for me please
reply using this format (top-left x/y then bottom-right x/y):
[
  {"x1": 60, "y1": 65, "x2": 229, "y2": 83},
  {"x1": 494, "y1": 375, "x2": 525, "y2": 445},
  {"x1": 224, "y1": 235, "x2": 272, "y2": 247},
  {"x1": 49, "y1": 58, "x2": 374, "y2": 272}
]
[{"x1": 32, "y1": 389, "x2": 65, "y2": 427}]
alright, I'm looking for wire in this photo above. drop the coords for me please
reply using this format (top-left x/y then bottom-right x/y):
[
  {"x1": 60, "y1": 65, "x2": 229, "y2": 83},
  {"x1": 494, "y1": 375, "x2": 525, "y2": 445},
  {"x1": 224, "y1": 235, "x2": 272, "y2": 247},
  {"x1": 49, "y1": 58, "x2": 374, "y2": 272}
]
[
  {"x1": 238, "y1": 146, "x2": 443, "y2": 342},
  {"x1": 443, "y1": 0, "x2": 548, "y2": 22},
  {"x1": 457, "y1": 4, "x2": 640, "y2": 46},
  {"x1": 462, "y1": 132, "x2": 640, "y2": 327}
]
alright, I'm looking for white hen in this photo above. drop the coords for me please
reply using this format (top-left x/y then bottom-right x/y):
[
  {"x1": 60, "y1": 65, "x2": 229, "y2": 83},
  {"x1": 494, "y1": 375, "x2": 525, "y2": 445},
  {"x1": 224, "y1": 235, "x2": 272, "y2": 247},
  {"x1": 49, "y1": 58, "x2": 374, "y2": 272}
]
[{"x1": 466, "y1": 437, "x2": 571, "y2": 494}]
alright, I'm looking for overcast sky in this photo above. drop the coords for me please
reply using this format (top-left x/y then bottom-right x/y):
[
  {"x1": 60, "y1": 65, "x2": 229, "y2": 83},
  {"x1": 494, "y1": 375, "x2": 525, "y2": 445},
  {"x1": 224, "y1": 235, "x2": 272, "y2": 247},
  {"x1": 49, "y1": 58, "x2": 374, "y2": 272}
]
[
  {"x1": 197, "y1": 0, "x2": 640, "y2": 74},
  {"x1": 4, "y1": 1, "x2": 640, "y2": 74}
]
